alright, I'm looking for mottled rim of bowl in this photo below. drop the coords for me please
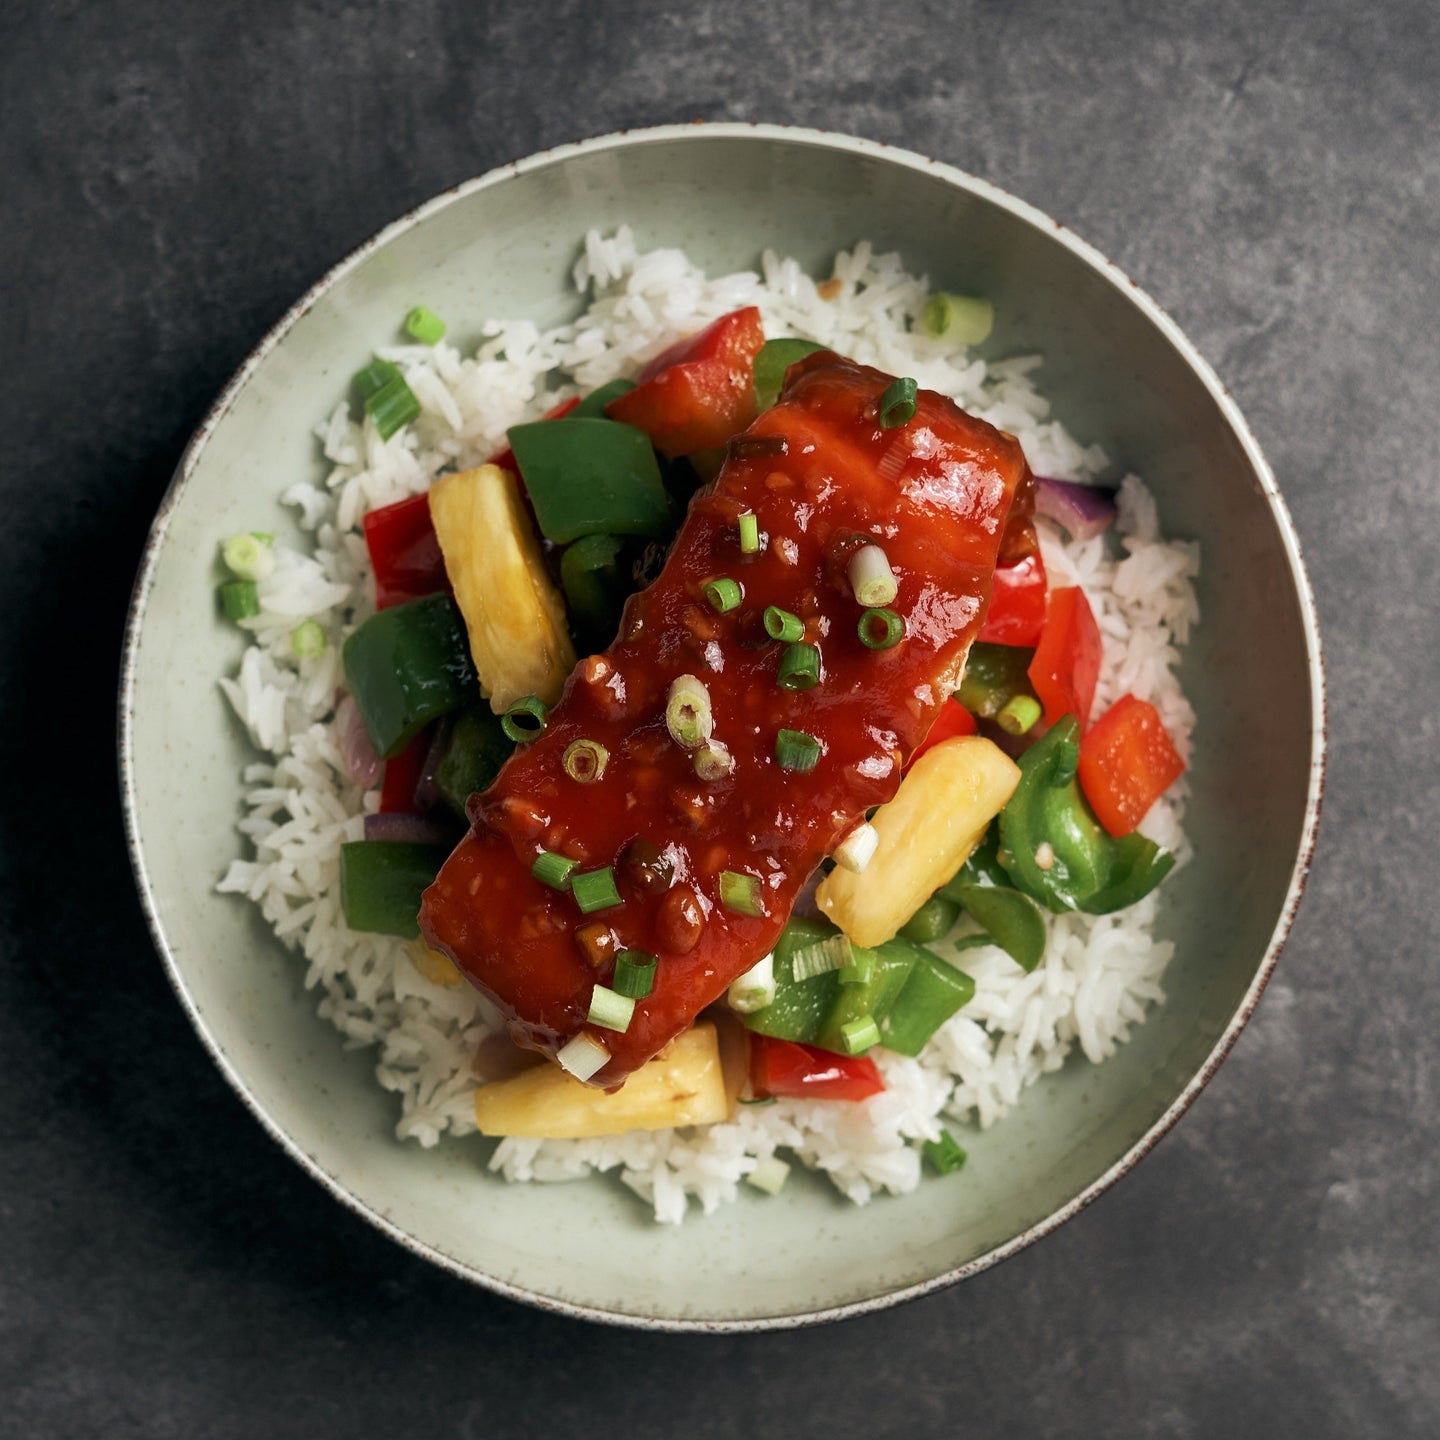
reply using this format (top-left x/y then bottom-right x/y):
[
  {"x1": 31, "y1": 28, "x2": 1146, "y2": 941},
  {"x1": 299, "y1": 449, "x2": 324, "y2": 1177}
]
[{"x1": 118, "y1": 121, "x2": 1327, "y2": 1333}]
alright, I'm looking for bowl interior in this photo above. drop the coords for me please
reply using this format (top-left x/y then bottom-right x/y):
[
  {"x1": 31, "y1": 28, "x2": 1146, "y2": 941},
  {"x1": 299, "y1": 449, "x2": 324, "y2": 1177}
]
[{"x1": 123, "y1": 128, "x2": 1321, "y2": 1327}]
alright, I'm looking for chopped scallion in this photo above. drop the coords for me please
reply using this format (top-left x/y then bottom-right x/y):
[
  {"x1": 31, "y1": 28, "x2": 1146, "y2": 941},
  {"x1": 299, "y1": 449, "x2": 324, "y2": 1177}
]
[
  {"x1": 703, "y1": 576, "x2": 743, "y2": 614},
  {"x1": 858, "y1": 607, "x2": 905, "y2": 650},
  {"x1": 790, "y1": 933, "x2": 853, "y2": 981},
  {"x1": 404, "y1": 305, "x2": 446, "y2": 345},
  {"x1": 746, "y1": 1156, "x2": 791, "y2": 1195},
  {"x1": 878, "y1": 376, "x2": 918, "y2": 429},
  {"x1": 531, "y1": 851, "x2": 578, "y2": 891},
  {"x1": 501, "y1": 695, "x2": 547, "y2": 744},
  {"x1": 763, "y1": 606, "x2": 804, "y2": 643},
  {"x1": 290, "y1": 620, "x2": 326, "y2": 659},
  {"x1": 221, "y1": 531, "x2": 275, "y2": 582},
  {"x1": 562, "y1": 738, "x2": 609, "y2": 783},
  {"x1": 570, "y1": 866, "x2": 622, "y2": 914},
  {"x1": 848, "y1": 545, "x2": 898, "y2": 608},
  {"x1": 556, "y1": 1032, "x2": 609, "y2": 1081},
  {"x1": 921, "y1": 292, "x2": 994, "y2": 345},
  {"x1": 218, "y1": 579, "x2": 260, "y2": 621},
  {"x1": 666, "y1": 673, "x2": 713, "y2": 750},
  {"x1": 587, "y1": 983, "x2": 636, "y2": 1033},
  {"x1": 922, "y1": 1128, "x2": 968, "y2": 1175},
  {"x1": 841, "y1": 1014, "x2": 881, "y2": 1055},
  {"x1": 693, "y1": 739, "x2": 734, "y2": 781},
  {"x1": 612, "y1": 950, "x2": 657, "y2": 999},
  {"x1": 832, "y1": 822, "x2": 879, "y2": 874},
  {"x1": 738, "y1": 511, "x2": 761, "y2": 554},
  {"x1": 727, "y1": 952, "x2": 776, "y2": 1014},
  {"x1": 776, "y1": 642, "x2": 821, "y2": 691},
  {"x1": 997, "y1": 694, "x2": 1043, "y2": 736},
  {"x1": 775, "y1": 728, "x2": 822, "y2": 773},
  {"x1": 719, "y1": 869, "x2": 765, "y2": 918},
  {"x1": 353, "y1": 358, "x2": 421, "y2": 440}
]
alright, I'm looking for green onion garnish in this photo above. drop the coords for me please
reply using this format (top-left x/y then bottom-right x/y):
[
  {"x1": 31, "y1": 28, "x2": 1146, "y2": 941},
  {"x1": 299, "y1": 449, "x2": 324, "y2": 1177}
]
[
  {"x1": 290, "y1": 620, "x2": 326, "y2": 659},
  {"x1": 922, "y1": 1128, "x2": 969, "y2": 1175},
  {"x1": 776, "y1": 642, "x2": 821, "y2": 691},
  {"x1": 501, "y1": 695, "x2": 547, "y2": 744},
  {"x1": 571, "y1": 866, "x2": 622, "y2": 914},
  {"x1": 666, "y1": 673, "x2": 713, "y2": 750},
  {"x1": 848, "y1": 544, "x2": 898, "y2": 607},
  {"x1": 562, "y1": 738, "x2": 609, "y2": 783},
  {"x1": 612, "y1": 950, "x2": 657, "y2": 999},
  {"x1": 738, "y1": 512, "x2": 761, "y2": 554},
  {"x1": 727, "y1": 952, "x2": 775, "y2": 1013},
  {"x1": 790, "y1": 933, "x2": 852, "y2": 981},
  {"x1": 832, "y1": 822, "x2": 879, "y2": 874},
  {"x1": 221, "y1": 531, "x2": 275, "y2": 582},
  {"x1": 878, "y1": 376, "x2": 918, "y2": 429},
  {"x1": 775, "y1": 728, "x2": 822, "y2": 773},
  {"x1": 719, "y1": 869, "x2": 765, "y2": 918},
  {"x1": 703, "y1": 577, "x2": 743, "y2": 614},
  {"x1": 857, "y1": 607, "x2": 905, "y2": 650},
  {"x1": 353, "y1": 358, "x2": 421, "y2": 440},
  {"x1": 763, "y1": 606, "x2": 804, "y2": 644},
  {"x1": 218, "y1": 580, "x2": 260, "y2": 621},
  {"x1": 588, "y1": 983, "x2": 636, "y2": 1033},
  {"x1": 556, "y1": 1031, "x2": 609, "y2": 1080},
  {"x1": 841, "y1": 1014, "x2": 881, "y2": 1055},
  {"x1": 997, "y1": 694, "x2": 1043, "y2": 736},
  {"x1": 921, "y1": 292, "x2": 994, "y2": 345},
  {"x1": 531, "y1": 851, "x2": 578, "y2": 890},
  {"x1": 746, "y1": 1156, "x2": 791, "y2": 1195},
  {"x1": 693, "y1": 739, "x2": 734, "y2": 781},
  {"x1": 404, "y1": 306, "x2": 447, "y2": 345}
]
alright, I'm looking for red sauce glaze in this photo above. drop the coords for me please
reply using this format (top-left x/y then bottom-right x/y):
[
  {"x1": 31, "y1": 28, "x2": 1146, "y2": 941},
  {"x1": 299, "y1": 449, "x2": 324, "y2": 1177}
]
[{"x1": 419, "y1": 352, "x2": 1033, "y2": 1087}]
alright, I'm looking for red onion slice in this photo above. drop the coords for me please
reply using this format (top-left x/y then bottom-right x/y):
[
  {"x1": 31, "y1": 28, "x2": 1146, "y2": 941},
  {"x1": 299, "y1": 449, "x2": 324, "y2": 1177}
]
[
  {"x1": 335, "y1": 694, "x2": 382, "y2": 788},
  {"x1": 362, "y1": 812, "x2": 452, "y2": 845},
  {"x1": 1034, "y1": 476, "x2": 1118, "y2": 541}
]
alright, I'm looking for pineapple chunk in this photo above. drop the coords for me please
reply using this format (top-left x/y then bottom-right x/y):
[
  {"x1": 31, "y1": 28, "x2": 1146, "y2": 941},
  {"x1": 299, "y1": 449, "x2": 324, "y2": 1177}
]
[
  {"x1": 428, "y1": 464, "x2": 577, "y2": 711},
  {"x1": 817, "y1": 736, "x2": 1021, "y2": 948},
  {"x1": 473, "y1": 1022, "x2": 731, "y2": 1138},
  {"x1": 403, "y1": 939, "x2": 462, "y2": 986}
]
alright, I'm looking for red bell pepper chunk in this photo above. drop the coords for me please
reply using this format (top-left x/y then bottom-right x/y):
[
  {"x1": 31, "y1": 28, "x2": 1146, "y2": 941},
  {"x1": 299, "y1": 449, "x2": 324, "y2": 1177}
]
[
  {"x1": 749, "y1": 1035, "x2": 886, "y2": 1102},
  {"x1": 379, "y1": 729, "x2": 430, "y2": 814},
  {"x1": 977, "y1": 550, "x2": 1048, "y2": 647},
  {"x1": 1028, "y1": 585, "x2": 1102, "y2": 731},
  {"x1": 1078, "y1": 694, "x2": 1186, "y2": 837},
  {"x1": 487, "y1": 395, "x2": 580, "y2": 475},
  {"x1": 605, "y1": 307, "x2": 765, "y2": 457},
  {"x1": 908, "y1": 695, "x2": 978, "y2": 767},
  {"x1": 361, "y1": 493, "x2": 450, "y2": 611}
]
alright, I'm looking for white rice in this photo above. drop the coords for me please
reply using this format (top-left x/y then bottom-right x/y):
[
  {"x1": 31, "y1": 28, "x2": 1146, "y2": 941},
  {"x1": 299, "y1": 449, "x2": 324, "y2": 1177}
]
[{"x1": 216, "y1": 230, "x2": 1200, "y2": 1222}]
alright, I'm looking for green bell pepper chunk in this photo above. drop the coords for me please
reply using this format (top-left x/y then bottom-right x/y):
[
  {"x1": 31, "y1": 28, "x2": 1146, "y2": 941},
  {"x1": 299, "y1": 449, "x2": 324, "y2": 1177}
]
[
  {"x1": 507, "y1": 416, "x2": 673, "y2": 543},
  {"x1": 341, "y1": 594, "x2": 476, "y2": 759},
  {"x1": 753, "y1": 338, "x2": 825, "y2": 411},
  {"x1": 569, "y1": 378, "x2": 636, "y2": 419},
  {"x1": 998, "y1": 715, "x2": 1174, "y2": 915},
  {"x1": 744, "y1": 917, "x2": 842, "y2": 1044},
  {"x1": 339, "y1": 841, "x2": 449, "y2": 938},
  {"x1": 898, "y1": 895, "x2": 961, "y2": 944},
  {"x1": 560, "y1": 532, "x2": 631, "y2": 651},
  {"x1": 814, "y1": 937, "x2": 926, "y2": 1055},
  {"x1": 938, "y1": 824, "x2": 1011, "y2": 895},
  {"x1": 433, "y1": 708, "x2": 512, "y2": 817},
  {"x1": 947, "y1": 884, "x2": 1047, "y2": 972},
  {"x1": 957, "y1": 642, "x2": 1037, "y2": 719},
  {"x1": 881, "y1": 950, "x2": 977, "y2": 1057}
]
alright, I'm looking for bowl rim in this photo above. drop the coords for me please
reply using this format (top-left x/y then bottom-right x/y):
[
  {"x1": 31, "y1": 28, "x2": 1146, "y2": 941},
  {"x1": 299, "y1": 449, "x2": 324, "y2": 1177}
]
[{"x1": 117, "y1": 120, "x2": 1327, "y2": 1332}]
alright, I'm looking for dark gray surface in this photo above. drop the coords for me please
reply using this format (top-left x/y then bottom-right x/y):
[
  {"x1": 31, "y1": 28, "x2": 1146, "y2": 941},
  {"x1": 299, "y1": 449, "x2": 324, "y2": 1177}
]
[{"x1": 1, "y1": 0, "x2": 1434, "y2": 1434}]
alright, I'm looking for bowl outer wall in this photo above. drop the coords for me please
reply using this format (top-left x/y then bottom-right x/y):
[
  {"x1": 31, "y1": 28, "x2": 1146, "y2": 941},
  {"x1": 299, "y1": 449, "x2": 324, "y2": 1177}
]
[{"x1": 119, "y1": 123, "x2": 1325, "y2": 1330}]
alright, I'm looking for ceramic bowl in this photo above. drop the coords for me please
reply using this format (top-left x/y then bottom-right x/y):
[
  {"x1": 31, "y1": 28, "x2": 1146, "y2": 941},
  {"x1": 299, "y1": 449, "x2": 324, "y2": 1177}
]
[{"x1": 120, "y1": 124, "x2": 1324, "y2": 1329}]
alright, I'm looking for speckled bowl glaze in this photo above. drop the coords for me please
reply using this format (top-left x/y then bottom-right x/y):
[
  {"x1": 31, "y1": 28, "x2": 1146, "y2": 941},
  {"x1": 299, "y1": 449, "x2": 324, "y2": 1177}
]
[{"x1": 119, "y1": 124, "x2": 1324, "y2": 1330}]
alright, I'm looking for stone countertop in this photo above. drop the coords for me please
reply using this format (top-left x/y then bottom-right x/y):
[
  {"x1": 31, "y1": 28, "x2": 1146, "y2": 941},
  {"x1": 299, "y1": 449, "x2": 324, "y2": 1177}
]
[{"x1": 2, "y1": 1, "x2": 1435, "y2": 1435}]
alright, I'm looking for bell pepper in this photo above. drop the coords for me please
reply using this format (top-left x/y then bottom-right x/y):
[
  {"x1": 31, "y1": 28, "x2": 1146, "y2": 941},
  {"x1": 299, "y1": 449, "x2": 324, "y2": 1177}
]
[
  {"x1": 753, "y1": 337, "x2": 825, "y2": 411},
  {"x1": 570, "y1": 378, "x2": 635, "y2": 419},
  {"x1": 560, "y1": 532, "x2": 631, "y2": 651},
  {"x1": 432, "y1": 708, "x2": 513, "y2": 817},
  {"x1": 605, "y1": 307, "x2": 765, "y2": 457},
  {"x1": 908, "y1": 694, "x2": 977, "y2": 767},
  {"x1": 977, "y1": 550, "x2": 1048, "y2": 647},
  {"x1": 897, "y1": 895, "x2": 961, "y2": 943},
  {"x1": 880, "y1": 950, "x2": 977, "y2": 1056},
  {"x1": 998, "y1": 715, "x2": 1174, "y2": 914},
  {"x1": 339, "y1": 840, "x2": 449, "y2": 938},
  {"x1": 814, "y1": 937, "x2": 928, "y2": 1056},
  {"x1": 1028, "y1": 586, "x2": 1102, "y2": 731},
  {"x1": 1078, "y1": 694, "x2": 1187, "y2": 837},
  {"x1": 744, "y1": 917, "x2": 843, "y2": 1045},
  {"x1": 379, "y1": 729, "x2": 430, "y2": 814},
  {"x1": 748, "y1": 1035, "x2": 885, "y2": 1102},
  {"x1": 946, "y1": 884, "x2": 1046, "y2": 972},
  {"x1": 361, "y1": 493, "x2": 450, "y2": 611},
  {"x1": 485, "y1": 396, "x2": 580, "y2": 475}
]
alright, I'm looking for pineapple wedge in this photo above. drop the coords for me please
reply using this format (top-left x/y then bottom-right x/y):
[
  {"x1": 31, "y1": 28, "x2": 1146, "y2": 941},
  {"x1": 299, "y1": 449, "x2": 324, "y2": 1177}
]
[
  {"x1": 473, "y1": 1022, "x2": 731, "y2": 1138},
  {"x1": 817, "y1": 736, "x2": 1021, "y2": 948},
  {"x1": 428, "y1": 463, "x2": 577, "y2": 712}
]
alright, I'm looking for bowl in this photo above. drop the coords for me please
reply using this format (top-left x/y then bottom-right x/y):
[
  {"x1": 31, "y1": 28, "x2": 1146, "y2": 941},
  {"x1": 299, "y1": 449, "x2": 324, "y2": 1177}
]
[{"x1": 119, "y1": 123, "x2": 1325, "y2": 1329}]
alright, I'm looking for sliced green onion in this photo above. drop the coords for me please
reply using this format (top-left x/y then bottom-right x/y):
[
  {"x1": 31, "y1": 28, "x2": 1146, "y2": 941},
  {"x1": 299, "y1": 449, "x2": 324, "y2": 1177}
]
[
  {"x1": 832, "y1": 822, "x2": 879, "y2": 874},
  {"x1": 776, "y1": 642, "x2": 821, "y2": 691},
  {"x1": 501, "y1": 695, "x2": 547, "y2": 744},
  {"x1": 848, "y1": 545, "x2": 898, "y2": 607},
  {"x1": 290, "y1": 620, "x2": 326, "y2": 659},
  {"x1": 878, "y1": 376, "x2": 918, "y2": 429},
  {"x1": 727, "y1": 952, "x2": 775, "y2": 1014},
  {"x1": 719, "y1": 869, "x2": 765, "y2": 918},
  {"x1": 738, "y1": 512, "x2": 761, "y2": 554},
  {"x1": 612, "y1": 950, "x2": 657, "y2": 1000},
  {"x1": 218, "y1": 580, "x2": 260, "y2": 621},
  {"x1": 404, "y1": 306, "x2": 446, "y2": 344},
  {"x1": 562, "y1": 738, "x2": 609, "y2": 783},
  {"x1": 857, "y1": 607, "x2": 905, "y2": 650},
  {"x1": 746, "y1": 1156, "x2": 791, "y2": 1195},
  {"x1": 703, "y1": 577, "x2": 743, "y2": 614},
  {"x1": 775, "y1": 728, "x2": 822, "y2": 773},
  {"x1": 923, "y1": 1128, "x2": 968, "y2": 1175},
  {"x1": 571, "y1": 866, "x2": 622, "y2": 914},
  {"x1": 763, "y1": 606, "x2": 804, "y2": 643},
  {"x1": 693, "y1": 739, "x2": 734, "y2": 781},
  {"x1": 353, "y1": 358, "x2": 421, "y2": 440},
  {"x1": 997, "y1": 694, "x2": 1043, "y2": 736},
  {"x1": 588, "y1": 983, "x2": 636, "y2": 1033},
  {"x1": 790, "y1": 933, "x2": 853, "y2": 982},
  {"x1": 249, "y1": 531, "x2": 274, "y2": 545},
  {"x1": 531, "y1": 851, "x2": 578, "y2": 891},
  {"x1": 556, "y1": 1032, "x2": 609, "y2": 1081},
  {"x1": 666, "y1": 673, "x2": 713, "y2": 750},
  {"x1": 841, "y1": 1014, "x2": 881, "y2": 1055},
  {"x1": 922, "y1": 292, "x2": 994, "y2": 345},
  {"x1": 221, "y1": 531, "x2": 275, "y2": 582},
  {"x1": 839, "y1": 948, "x2": 876, "y2": 987}
]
